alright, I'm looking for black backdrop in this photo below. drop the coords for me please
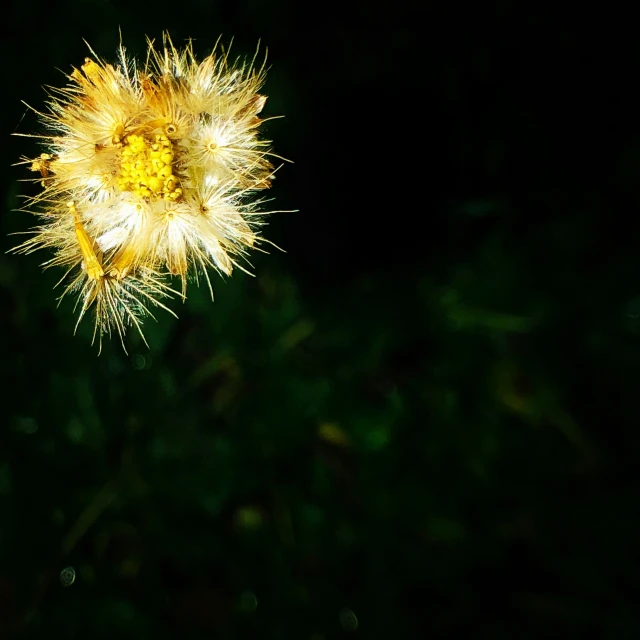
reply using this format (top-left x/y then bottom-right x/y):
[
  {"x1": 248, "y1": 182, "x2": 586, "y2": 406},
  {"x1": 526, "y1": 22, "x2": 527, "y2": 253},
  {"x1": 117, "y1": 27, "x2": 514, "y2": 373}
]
[{"x1": 2, "y1": 2, "x2": 640, "y2": 638}]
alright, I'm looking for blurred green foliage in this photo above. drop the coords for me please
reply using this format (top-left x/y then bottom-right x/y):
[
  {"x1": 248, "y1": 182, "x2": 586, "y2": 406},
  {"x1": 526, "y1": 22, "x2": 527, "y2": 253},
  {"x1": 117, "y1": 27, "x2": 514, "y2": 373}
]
[{"x1": 2, "y1": 2, "x2": 640, "y2": 639}]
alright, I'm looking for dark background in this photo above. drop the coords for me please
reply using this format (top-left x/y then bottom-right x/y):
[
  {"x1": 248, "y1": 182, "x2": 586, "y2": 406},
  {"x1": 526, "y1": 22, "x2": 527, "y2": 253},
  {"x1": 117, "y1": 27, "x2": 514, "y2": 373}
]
[{"x1": 2, "y1": 1, "x2": 640, "y2": 638}]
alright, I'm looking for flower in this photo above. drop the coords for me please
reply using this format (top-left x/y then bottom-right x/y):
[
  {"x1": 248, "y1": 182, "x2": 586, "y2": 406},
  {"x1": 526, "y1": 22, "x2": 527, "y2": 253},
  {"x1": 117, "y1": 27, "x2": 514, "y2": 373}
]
[{"x1": 13, "y1": 33, "x2": 284, "y2": 352}]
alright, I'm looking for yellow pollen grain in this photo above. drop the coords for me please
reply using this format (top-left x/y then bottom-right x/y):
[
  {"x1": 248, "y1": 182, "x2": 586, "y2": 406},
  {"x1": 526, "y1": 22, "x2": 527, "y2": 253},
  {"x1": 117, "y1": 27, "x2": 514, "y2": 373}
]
[{"x1": 116, "y1": 133, "x2": 183, "y2": 201}]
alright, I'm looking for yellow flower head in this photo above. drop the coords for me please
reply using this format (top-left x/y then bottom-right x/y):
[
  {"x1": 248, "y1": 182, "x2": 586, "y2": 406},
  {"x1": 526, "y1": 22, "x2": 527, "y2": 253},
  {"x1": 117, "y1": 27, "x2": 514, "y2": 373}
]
[{"x1": 14, "y1": 33, "x2": 284, "y2": 351}]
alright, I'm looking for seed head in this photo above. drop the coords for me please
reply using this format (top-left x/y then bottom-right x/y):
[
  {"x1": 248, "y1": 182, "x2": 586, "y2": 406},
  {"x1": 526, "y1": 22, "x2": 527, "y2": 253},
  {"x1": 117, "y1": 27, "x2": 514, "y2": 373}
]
[{"x1": 13, "y1": 33, "x2": 285, "y2": 352}]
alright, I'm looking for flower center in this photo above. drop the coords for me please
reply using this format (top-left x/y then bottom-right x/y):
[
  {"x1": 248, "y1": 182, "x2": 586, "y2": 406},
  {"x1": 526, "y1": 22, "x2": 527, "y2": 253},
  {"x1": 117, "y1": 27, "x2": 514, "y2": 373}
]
[{"x1": 116, "y1": 133, "x2": 183, "y2": 201}]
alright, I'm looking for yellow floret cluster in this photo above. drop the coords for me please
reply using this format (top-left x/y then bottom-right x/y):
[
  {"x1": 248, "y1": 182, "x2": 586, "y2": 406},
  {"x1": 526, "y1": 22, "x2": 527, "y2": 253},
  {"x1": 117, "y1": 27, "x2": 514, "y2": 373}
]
[
  {"x1": 13, "y1": 33, "x2": 285, "y2": 352},
  {"x1": 117, "y1": 134, "x2": 183, "y2": 201}
]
